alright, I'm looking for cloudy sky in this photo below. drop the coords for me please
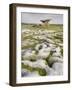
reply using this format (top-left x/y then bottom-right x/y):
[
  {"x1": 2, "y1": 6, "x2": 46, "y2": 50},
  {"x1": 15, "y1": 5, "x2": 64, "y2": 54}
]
[{"x1": 21, "y1": 12, "x2": 63, "y2": 24}]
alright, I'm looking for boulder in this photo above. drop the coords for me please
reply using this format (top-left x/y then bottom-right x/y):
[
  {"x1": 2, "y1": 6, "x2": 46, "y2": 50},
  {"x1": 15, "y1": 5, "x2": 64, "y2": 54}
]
[{"x1": 52, "y1": 62, "x2": 63, "y2": 75}]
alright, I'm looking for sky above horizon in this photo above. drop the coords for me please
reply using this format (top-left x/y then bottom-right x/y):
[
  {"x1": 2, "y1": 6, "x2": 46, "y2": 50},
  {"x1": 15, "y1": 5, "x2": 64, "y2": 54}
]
[{"x1": 21, "y1": 12, "x2": 63, "y2": 24}]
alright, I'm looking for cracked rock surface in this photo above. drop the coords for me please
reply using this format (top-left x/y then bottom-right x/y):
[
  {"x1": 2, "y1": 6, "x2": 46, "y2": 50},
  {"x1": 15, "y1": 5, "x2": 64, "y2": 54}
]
[{"x1": 21, "y1": 24, "x2": 63, "y2": 77}]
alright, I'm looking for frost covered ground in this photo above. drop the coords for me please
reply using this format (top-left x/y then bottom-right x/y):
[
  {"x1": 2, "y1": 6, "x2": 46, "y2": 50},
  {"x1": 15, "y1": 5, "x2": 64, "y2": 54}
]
[{"x1": 21, "y1": 24, "x2": 63, "y2": 77}]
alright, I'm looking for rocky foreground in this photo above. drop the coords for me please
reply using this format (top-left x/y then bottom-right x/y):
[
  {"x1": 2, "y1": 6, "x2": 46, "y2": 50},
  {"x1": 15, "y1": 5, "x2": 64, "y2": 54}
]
[{"x1": 21, "y1": 27, "x2": 63, "y2": 77}]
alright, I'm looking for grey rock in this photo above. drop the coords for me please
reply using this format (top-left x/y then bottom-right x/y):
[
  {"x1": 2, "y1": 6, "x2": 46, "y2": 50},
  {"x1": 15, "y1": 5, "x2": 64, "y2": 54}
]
[
  {"x1": 52, "y1": 62, "x2": 63, "y2": 75},
  {"x1": 45, "y1": 66, "x2": 58, "y2": 75}
]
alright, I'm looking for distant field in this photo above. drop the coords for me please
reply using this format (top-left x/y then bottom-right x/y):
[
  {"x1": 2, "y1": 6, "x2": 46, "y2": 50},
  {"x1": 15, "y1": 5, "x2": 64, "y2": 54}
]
[{"x1": 21, "y1": 23, "x2": 63, "y2": 31}]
